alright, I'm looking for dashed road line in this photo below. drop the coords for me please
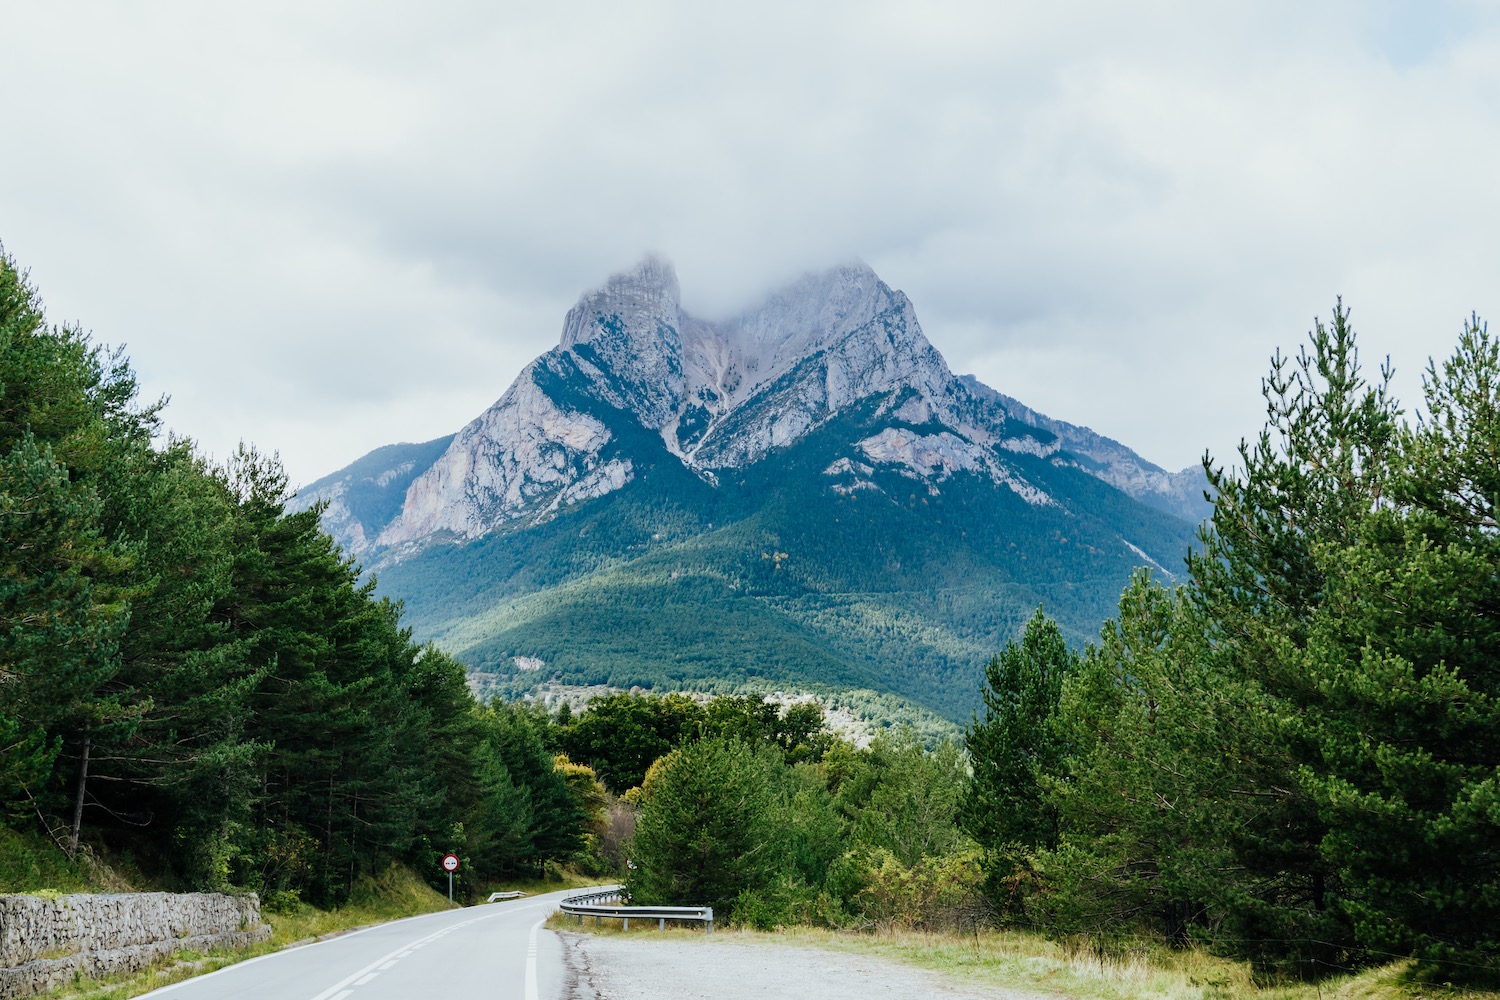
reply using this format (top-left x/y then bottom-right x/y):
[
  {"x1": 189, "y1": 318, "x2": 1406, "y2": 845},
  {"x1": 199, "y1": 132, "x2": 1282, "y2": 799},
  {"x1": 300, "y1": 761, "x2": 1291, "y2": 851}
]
[{"x1": 305, "y1": 899, "x2": 553, "y2": 1000}]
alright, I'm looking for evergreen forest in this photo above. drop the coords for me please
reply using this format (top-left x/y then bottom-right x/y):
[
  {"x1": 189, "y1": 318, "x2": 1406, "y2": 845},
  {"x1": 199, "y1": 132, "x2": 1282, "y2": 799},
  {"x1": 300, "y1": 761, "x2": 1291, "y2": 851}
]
[{"x1": 0, "y1": 248, "x2": 590, "y2": 906}]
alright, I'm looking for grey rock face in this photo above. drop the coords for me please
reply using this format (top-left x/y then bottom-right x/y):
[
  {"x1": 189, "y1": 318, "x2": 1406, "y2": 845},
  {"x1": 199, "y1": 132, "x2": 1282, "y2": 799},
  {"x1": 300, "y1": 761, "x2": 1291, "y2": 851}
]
[
  {"x1": 327, "y1": 256, "x2": 1206, "y2": 552},
  {"x1": 558, "y1": 254, "x2": 686, "y2": 431},
  {"x1": 286, "y1": 435, "x2": 456, "y2": 555},
  {"x1": 379, "y1": 360, "x2": 623, "y2": 544},
  {"x1": 958, "y1": 375, "x2": 1212, "y2": 523}
]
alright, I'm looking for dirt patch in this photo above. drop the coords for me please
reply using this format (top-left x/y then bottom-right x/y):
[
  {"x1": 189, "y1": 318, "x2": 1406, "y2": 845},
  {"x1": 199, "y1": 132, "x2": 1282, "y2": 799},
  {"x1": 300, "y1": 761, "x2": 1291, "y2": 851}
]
[{"x1": 557, "y1": 930, "x2": 1052, "y2": 1000}]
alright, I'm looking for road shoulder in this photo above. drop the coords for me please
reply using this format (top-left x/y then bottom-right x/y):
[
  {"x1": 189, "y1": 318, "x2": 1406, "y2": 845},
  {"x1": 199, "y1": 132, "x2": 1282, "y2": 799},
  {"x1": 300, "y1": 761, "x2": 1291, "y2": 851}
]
[{"x1": 557, "y1": 929, "x2": 1052, "y2": 1000}]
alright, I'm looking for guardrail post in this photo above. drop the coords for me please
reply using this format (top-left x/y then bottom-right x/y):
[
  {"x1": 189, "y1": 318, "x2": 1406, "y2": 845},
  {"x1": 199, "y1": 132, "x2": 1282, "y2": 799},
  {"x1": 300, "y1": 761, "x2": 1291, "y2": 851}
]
[
  {"x1": 622, "y1": 917, "x2": 629, "y2": 930},
  {"x1": 658, "y1": 918, "x2": 665, "y2": 931}
]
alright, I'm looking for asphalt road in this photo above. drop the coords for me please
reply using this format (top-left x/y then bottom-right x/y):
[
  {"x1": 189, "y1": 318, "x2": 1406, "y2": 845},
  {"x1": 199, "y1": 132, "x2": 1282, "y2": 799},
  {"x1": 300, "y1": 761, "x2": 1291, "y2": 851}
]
[{"x1": 140, "y1": 887, "x2": 579, "y2": 1000}]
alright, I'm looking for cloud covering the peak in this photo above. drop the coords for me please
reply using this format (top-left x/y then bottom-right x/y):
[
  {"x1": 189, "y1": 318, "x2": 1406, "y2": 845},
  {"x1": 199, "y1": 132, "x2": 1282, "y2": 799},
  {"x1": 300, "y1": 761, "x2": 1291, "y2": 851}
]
[{"x1": 2, "y1": 1, "x2": 1498, "y2": 485}]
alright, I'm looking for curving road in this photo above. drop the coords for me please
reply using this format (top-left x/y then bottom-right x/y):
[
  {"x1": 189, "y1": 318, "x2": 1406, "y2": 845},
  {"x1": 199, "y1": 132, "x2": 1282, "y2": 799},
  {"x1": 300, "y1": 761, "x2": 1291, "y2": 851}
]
[{"x1": 140, "y1": 887, "x2": 579, "y2": 1000}]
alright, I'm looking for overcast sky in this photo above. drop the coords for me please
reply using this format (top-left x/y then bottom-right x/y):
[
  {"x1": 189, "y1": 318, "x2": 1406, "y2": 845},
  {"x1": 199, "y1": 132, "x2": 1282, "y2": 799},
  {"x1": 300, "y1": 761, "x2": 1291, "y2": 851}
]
[{"x1": 4, "y1": 1, "x2": 1499, "y2": 488}]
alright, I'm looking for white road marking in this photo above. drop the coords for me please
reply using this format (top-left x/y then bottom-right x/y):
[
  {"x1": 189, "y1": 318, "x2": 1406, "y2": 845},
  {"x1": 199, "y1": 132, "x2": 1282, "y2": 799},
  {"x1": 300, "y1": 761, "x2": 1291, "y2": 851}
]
[
  {"x1": 137, "y1": 896, "x2": 561, "y2": 1000},
  {"x1": 378, "y1": 960, "x2": 397, "y2": 969},
  {"x1": 305, "y1": 909, "x2": 519, "y2": 1000},
  {"x1": 138, "y1": 905, "x2": 455, "y2": 998},
  {"x1": 524, "y1": 918, "x2": 543, "y2": 1000},
  {"x1": 354, "y1": 972, "x2": 377, "y2": 984}
]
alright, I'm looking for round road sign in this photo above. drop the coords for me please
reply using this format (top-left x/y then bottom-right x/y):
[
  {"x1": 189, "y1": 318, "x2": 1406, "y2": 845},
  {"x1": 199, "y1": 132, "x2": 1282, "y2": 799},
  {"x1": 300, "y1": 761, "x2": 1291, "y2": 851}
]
[{"x1": 441, "y1": 853, "x2": 460, "y2": 873}]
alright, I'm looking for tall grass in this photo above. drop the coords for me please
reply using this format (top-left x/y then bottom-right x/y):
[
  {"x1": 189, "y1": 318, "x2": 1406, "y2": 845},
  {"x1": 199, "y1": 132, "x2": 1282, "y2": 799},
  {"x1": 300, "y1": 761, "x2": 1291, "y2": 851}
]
[
  {"x1": 0, "y1": 826, "x2": 144, "y2": 895},
  {"x1": 546, "y1": 916, "x2": 1500, "y2": 1000},
  {"x1": 769, "y1": 927, "x2": 1499, "y2": 1000}
]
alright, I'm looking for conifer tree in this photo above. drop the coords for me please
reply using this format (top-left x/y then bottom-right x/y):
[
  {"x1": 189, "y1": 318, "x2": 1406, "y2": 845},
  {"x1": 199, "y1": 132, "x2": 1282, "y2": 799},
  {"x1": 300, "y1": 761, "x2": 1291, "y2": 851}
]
[
  {"x1": 1184, "y1": 302, "x2": 1399, "y2": 970},
  {"x1": 1289, "y1": 317, "x2": 1500, "y2": 978},
  {"x1": 627, "y1": 738, "x2": 780, "y2": 906},
  {"x1": 963, "y1": 608, "x2": 1077, "y2": 880}
]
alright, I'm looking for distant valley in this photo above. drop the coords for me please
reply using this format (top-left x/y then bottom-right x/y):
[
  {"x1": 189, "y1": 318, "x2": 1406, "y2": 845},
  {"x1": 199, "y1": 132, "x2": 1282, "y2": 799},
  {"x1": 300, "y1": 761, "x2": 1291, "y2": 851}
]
[{"x1": 293, "y1": 258, "x2": 1208, "y2": 721}]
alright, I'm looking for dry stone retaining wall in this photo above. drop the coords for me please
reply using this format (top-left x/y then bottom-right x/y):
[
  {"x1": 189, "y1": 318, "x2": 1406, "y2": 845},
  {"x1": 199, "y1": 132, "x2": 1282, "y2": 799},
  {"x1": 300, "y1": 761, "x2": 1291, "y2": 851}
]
[{"x1": 0, "y1": 892, "x2": 270, "y2": 999}]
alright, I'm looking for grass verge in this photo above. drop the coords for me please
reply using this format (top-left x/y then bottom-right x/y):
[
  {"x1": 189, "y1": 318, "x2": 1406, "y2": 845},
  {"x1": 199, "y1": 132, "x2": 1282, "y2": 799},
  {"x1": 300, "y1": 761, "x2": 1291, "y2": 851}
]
[
  {"x1": 0, "y1": 827, "x2": 147, "y2": 895},
  {"x1": 544, "y1": 918, "x2": 1500, "y2": 1000},
  {"x1": 771, "y1": 927, "x2": 1500, "y2": 1000},
  {"x1": 545, "y1": 911, "x2": 712, "y2": 937}
]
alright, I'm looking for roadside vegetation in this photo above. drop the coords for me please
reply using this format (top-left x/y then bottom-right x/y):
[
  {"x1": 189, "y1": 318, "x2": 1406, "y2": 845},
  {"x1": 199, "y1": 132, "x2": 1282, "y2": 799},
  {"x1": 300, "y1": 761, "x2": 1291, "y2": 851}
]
[{"x1": 0, "y1": 245, "x2": 603, "y2": 906}]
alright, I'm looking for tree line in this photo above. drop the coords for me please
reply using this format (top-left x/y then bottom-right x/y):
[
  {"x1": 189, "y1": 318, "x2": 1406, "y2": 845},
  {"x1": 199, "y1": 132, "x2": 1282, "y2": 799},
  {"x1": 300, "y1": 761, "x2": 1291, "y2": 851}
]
[
  {"x1": 0, "y1": 248, "x2": 588, "y2": 906},
  {"x1": 963, "y1": 304, "x2": 1498, "y2": 983},
  {"x1": 546, "y1": 689, "x2": 979, "y2": 933}
]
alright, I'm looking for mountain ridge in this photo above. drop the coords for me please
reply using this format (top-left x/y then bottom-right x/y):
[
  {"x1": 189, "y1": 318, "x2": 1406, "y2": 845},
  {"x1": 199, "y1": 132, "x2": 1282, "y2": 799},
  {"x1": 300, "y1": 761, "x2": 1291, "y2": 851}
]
[
  {"x1": 291, "y1": 257, "x2": 1209, "y2": 721},
  {"x1": 296, "y1": 257, "x2": 1208, "y2": 557}
]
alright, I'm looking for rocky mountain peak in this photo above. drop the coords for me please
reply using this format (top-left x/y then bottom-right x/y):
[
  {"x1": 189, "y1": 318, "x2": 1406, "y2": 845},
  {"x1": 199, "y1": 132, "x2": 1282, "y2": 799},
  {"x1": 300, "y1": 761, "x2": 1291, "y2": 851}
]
[
  {"x1": 305, "y1": 255, "x2": 1209, "y2": 554},
  {"x1": 558, "y1": 254, "x2": 681, "y2": 352},
  {"x1": 708, "y1": 261, "x2": 896, "y2": 388}
]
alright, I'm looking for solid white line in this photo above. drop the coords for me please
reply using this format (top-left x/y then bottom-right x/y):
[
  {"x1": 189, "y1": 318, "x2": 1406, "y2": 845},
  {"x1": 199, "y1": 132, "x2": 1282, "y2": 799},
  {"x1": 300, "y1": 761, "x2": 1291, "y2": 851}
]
[
  {"x1": 354, "y1": 972, "x2": 377, "y2": 984},
  {"x1": 524, "y1": 918, "x2": 543, "y2": 1000}
]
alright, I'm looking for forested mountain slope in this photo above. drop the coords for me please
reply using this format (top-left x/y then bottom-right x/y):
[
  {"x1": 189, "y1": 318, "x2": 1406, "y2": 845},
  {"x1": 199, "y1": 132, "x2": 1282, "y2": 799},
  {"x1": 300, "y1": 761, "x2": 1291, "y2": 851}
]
[{"x1": 294, "y1": 258, "x2": 1206, "y2": 721}]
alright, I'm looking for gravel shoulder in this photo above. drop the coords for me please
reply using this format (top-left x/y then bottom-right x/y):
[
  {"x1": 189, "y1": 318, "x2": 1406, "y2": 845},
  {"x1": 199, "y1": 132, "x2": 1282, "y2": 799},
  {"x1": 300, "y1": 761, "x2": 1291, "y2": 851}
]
[{"x1": 557, "y1": 929, "x2": 1056, "y2": 1000}]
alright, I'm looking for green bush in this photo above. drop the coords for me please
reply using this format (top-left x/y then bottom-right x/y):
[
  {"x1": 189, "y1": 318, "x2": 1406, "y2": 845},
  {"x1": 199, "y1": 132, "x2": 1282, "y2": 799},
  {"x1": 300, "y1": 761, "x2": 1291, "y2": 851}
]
[
  {"x1": 852, "y1": 847, "x2": 989, "y2": 932},
  {"x1": 626, "y1": 738, "x2": 782, "y2": 909},
  {"x1": 260, "y1": 889, "x2": 304, "y2": 915}
]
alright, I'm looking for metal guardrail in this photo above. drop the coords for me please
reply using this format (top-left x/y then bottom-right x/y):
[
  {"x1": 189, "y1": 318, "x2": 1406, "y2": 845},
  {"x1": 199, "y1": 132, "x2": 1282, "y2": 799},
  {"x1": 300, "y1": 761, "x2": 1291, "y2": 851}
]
[
  {"x1": 559, "y1": 886, "x2": 714, "y2": 933},
  {"x1": 488, "y1": 891, "x2": 527, "y2": 902}
]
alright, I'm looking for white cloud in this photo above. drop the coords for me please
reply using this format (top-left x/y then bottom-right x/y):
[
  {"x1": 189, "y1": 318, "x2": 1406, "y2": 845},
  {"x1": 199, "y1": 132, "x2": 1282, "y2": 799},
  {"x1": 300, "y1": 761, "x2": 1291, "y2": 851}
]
[{"x1": 2, "y1": 0, "x2": 1497, "y2": 484}]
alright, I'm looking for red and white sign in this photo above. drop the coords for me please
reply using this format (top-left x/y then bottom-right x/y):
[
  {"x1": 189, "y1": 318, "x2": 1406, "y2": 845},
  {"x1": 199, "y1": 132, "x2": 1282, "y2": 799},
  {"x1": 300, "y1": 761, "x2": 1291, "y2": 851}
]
[{"x1": 441, "y1": 853, "x2": 460, "y2": 873}]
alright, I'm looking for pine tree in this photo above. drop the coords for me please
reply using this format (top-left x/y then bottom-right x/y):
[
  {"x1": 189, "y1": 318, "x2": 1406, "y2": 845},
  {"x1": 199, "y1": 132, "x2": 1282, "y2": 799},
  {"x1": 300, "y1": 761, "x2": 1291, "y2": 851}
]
[
  {"x1": 1183, "y1": 302, "x2": 1399, "y2": 971},
  {"x1": 1291, "y1": 317, "x2": 1500, "y2": 979},
  {"x1": 627, "y1": 738, "x2": 780, "y2": 906},
  {"x1": 1043, "y1": 573, "x2": 1232, "y2": 944},
  {"x1": 0, "y1": 250, "x2": 137, "y2": 855},
  {"x1": 962, "y1": 608, "x2": 1078, "y2": 888}
]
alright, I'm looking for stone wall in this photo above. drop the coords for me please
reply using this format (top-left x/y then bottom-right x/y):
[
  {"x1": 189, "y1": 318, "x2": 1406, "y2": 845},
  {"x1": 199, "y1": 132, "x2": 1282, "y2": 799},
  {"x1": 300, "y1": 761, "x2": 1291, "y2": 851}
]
[{"x1": 0, "y1": 892, "x2": 271, "y2": 999}]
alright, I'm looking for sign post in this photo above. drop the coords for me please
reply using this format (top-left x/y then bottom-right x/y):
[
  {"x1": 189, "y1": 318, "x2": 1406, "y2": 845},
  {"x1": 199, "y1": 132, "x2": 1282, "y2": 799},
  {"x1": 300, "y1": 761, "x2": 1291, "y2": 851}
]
[{"x1": 441, "y1": 853, "x2": 460, "y2": 902}]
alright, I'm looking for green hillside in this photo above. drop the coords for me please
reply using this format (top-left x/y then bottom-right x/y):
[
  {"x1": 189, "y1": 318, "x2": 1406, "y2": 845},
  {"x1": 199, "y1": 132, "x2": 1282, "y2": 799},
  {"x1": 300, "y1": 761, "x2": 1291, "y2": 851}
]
[{"x1": 375, "y1": 395, "x2": 1198, "y2": 721}]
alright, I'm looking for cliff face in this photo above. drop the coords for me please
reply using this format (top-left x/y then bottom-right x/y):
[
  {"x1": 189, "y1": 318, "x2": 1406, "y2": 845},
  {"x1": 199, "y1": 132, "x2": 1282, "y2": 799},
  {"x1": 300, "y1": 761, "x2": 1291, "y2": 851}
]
[{"x1": 307, "y1": 256, "x2": 1207, "y2": 555}]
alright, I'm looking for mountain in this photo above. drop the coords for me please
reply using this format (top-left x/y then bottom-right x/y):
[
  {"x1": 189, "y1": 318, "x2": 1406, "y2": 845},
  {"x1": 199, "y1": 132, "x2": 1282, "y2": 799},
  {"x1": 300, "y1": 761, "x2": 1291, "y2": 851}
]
[
  {"x1": 297, "y1": 435, "x2": 456, "y2": 555},
  {"x1": 292, "y1": 257, "x2": 1208, "y2": 721}
]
